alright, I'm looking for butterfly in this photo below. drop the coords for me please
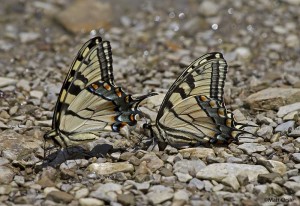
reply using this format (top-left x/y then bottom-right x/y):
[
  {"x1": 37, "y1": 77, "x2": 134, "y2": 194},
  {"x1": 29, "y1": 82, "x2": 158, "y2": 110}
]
[
  {"x1": 143, "y1": 52, "x2": 251, "y2": 149},
  {"x1": 44, "y1": 36, "x2": 156, "y2": 148}
]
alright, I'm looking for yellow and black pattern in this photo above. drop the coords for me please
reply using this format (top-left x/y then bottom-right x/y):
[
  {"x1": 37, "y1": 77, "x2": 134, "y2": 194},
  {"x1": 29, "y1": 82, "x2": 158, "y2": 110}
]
[
  {"x1": 147, "y1": 52, "x2": 248, "y2": 148},
  {"x1": 45, "y1": 36, "x2": 156, "y2": 148}
]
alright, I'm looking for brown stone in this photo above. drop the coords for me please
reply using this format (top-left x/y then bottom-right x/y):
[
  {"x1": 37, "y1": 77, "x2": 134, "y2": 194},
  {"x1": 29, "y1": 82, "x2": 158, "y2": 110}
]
[
  {"x1": 245, "y1": 88, "x2": 300, "y2": 110},
  {"x1": 56, "y1": 0, "x2": 112, "y2": 33}
]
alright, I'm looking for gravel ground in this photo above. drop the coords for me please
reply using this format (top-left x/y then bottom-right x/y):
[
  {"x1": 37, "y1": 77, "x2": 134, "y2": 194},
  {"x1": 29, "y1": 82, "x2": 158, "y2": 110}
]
[{"x1": 0, "y1": 0, "x2": 300, "y2": 205}]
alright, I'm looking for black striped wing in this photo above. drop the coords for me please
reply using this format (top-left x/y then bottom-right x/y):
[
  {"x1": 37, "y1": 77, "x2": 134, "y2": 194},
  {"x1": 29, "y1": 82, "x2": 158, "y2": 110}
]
[
  {"x1": 154, "y1": 52, "x2": 243, "y2": 145},
  {"x1": 47, "y1": 36, "x2": 155, "y2": 147},
  {"x1": 53, "y1": 36, "x2": 114, "y2": 129},
  {"x1": 157, "y1": 52, "x2": 227, "y2": 121}
]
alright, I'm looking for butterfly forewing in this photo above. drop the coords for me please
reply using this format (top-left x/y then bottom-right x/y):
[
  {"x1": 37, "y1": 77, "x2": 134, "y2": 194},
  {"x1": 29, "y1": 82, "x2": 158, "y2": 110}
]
[
  {"x1": 54, "y1": 36, "x2": 107, "y2": 129},
  {"x1": 157, "y1": 52, "x2": 227, "y2": 122}
]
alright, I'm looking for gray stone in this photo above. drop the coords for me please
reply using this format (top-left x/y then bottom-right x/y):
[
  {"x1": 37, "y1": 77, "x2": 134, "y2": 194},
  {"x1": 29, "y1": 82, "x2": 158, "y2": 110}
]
[
  {"x1": 258, "y1": 160, "x2": 287, "y2": 175},
  {"x1": 14, "y1": 175, "x2": 25, "y2": 185},
  {"x1": 198, "y1": 1, "x2": 220, "y2": 16},
  {"x1": 140, "y1": 153, "x2": 164, "y2": 172},
  {"x1": 0, "y1": 77, "x2": 17, "y2": 87},
  {"x1": 173, "y1": 159, "x2": 206, "y2": 176},
  {"x1": 203, "y1": 180, "x2": 214, "y2": 191},
  {"x1": 245, "y1": 88, "x2": 300, "y2": 110},
  {"x1": 277, "y1": 102, "x2": 300, "y2": 117},
  {"x1": 289, "y1": 127, "x2": 300, "y2": 137},
  {"x1": 283, "y1": 111, "x2": 298, "y2": 121},
  {"x1": 289, "y1": 176, "x2": 300, "y2": 182},
  {"x1": 275, "y1": 121, "x2": 295, "y2": 133},
  {"x1": 235, "y1": 47, "x2": 251, "y2": 59},
  {"x1": 292, "y1": 153, "x2": 300, "y2": 163},
  {"x1": 46, "y1": 191, "x2": 74, "y2": 203},
  {"x1": 0, "y1": 166, "x2": 14, "y2": 184},
  {"x1": 19, "y1": 32, "x2": 40, "y2": 43},
  {"x1": 173, "y1": 189, "x2": 189, "y2": 201},
  {"x1": 282, "y1": 143, "x2": 295, "y2": 153},
  {"x1": 124, "y1": 180, "x2": 150, "y2": 191},
  {"x1": 258, "y1": 173, "x2": 282, "y2": 184},
  {"x1": 256, "y1": 114, "x2": 277, "y2": 126},
  {"x1": 256, "y1": 125, "x2": 273, "y2": 139},
  {"x1": 0, "y1": 122, "x2": 9, "y2": 129},
  {"x1": 253, "y1": 185, "x2": 272, "y2": 195},
  {"x1": 87, "y1": 162, "x2": 134, "y2": 175},
  {"x1": 284, "y1": 181, "x2": 300, "y2": 193},
  {"x1": 30, "y1": 90, "x2": 44, "y2": 100},
  {"x1": 79, "y1": 198, "x2": 104, "y2": 206},
  {"x1": 75, "y1": 188, "x2": 89, "y2": 199},
  {"x1": 16, "y1": 79, "x2": 30, "y2": 91},
  {"x1": 188, "y1": 178, "x2": 204, "y2": 190},
  {"x1": 147, "y1": 185, "x2": 173, "y2": 204},
  {"x1": 90, "y1": 183, "x2": 122, "y2": 202},
  {"x1": 196, "y1": 163, "x2": 269, "y2": 182},
  {"x1": 221, "y1": 175, "x2": 240, "y2": 190},
  {"x1": 0, "y1": 185, "x2": 11, "y2": 195},
  {"x1": 160, "y1": 167, "x2": 173, "y2": 177},
  {"x1": 226, "y1": 156, "x2": 243, "y2": 163},
  {"x1": 0, "y1": 157, "x2": 9, "y2": 166},
  {"x1": 237, "y1": 173, "x2": 249, "y2": 186},
  {"x1": 269, "y1": 183, "x2": 285, "y2": 196},
  {"x1": 117, "y1": 193, "x2": 135, "y2": 206},
  {"x1": 286, "y1": 169, "x2": 299, "y2": 177},
  {"x1": 237, "y1": 143, "x2": 266, "y2": 155},
  {"x1": 175, "y1": 172, "x2": 192, "y2": 183}
]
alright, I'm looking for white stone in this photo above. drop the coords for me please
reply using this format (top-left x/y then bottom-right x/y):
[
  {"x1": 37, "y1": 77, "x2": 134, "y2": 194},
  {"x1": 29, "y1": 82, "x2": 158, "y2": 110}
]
[
  {"x1": 87, "y1": 162, "x2": 134, "y2": 175},
  {"x1": 30, "y1": 90, "x2": 44, "y2": 99},
  {"x1": 196, "y1": 163, "x2": 269, "y2": 182},
  {"x1": 79, "y1": 198, "x2": 104, "y2": 206},
  {"x1": 0, "y1": 77, "x2": 17, "y2": 87}
]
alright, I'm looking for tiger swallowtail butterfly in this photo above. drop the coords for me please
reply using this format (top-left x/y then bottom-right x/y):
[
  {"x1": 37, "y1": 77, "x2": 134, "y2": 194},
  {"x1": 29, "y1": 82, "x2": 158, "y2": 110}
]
[
  {"x1": 44, "y1": 36, "x2": 156, "y2": 148},
  {"x1": 143, "y1": 52, "x2": 252, "y2": 149}
]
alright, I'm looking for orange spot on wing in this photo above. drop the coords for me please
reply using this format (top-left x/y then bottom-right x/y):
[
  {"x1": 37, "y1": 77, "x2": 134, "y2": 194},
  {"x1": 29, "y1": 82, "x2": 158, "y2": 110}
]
[
  {"x1": 115, "y1": 88, "x2": 122, "y2": 97},
  {"x1": 92, "y1": 83, "x2": 99, "y2": 89},
  {"x1": 218, "y1": 108, "x2": 225, "y2": 117},
  {"x1": 130, "y1": 114, "x2": 135, "y2": 122},
  {"x1": 226, "y1": 119, "x2": 232, "y2": 127},
  {"x1": 209, "y1": 100, "x2": 216, "y2": 107},
  {"x1": 103, "y1": 83, "x2": 111, "y2": 90},
  {"x1": 200, "y1": 96, "x2": 207, "y2": 101},
  {"x1": 120, "y1": 122, "x2": 127, "y2": 128}
]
